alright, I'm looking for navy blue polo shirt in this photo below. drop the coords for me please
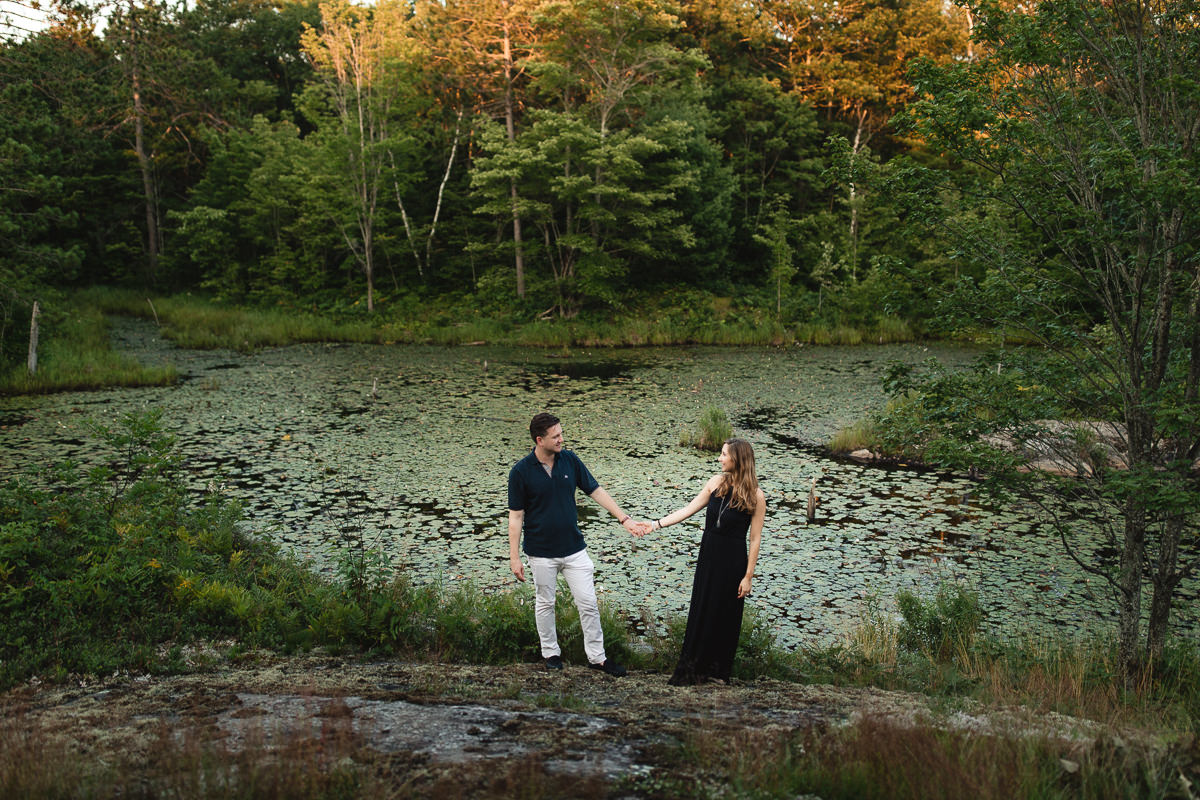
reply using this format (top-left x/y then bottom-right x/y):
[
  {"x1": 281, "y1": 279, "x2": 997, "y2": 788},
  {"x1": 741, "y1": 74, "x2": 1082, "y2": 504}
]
[{"x1": 508, "y1": 448, "x2": 600, "y2": 558}]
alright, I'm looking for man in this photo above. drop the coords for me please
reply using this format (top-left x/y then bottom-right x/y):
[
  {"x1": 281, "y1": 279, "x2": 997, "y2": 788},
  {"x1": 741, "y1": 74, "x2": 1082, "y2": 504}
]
[{"x1": 508, "y1": 412, "x2": 647, "y2": 675}]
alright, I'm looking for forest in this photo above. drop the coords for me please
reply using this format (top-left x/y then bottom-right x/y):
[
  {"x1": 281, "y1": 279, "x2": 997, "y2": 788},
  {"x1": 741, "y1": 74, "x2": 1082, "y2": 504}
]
[{"x1": 1, "y1": 0, "x2": 972, "y2": 350}]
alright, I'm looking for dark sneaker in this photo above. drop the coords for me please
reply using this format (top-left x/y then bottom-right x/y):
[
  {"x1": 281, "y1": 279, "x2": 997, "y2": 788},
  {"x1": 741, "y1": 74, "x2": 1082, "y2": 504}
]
[
  {"x1": 544, "y1": 655, "x2": 563, "y2": 670},
  {"x1": 589, "y1": 658, "x2": 627, "y2": 677}
]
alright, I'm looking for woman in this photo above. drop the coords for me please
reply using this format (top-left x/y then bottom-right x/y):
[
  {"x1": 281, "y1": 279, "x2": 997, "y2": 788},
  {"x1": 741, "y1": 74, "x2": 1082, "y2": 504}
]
[{"x1": 652, "y1": 438, "x2": 765, "y2": 685}]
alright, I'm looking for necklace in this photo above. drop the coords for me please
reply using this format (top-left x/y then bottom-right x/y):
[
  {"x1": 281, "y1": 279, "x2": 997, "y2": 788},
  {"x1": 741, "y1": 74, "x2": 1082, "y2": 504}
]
[{"x1": 715, "y1": 494, "x2": 731, "y2": 529}]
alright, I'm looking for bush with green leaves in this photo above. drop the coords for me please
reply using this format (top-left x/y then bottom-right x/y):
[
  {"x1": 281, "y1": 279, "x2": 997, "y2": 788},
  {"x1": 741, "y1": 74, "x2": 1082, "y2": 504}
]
[
  {"x1": 896, "y1": 582, "x2": 983, "y2": 661},
  {"x1": 0, "y1": 409, "x2": 349, "y2": 686}
]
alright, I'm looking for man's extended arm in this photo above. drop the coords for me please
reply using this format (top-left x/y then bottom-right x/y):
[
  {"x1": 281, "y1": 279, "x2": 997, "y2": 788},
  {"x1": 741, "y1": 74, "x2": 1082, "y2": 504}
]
[
  {"x1": 508, "y1": 509, "x2": 525, "y2": 581},
  {"x1": 588, "y1": 486, "x2": 648, "y2": 536}
]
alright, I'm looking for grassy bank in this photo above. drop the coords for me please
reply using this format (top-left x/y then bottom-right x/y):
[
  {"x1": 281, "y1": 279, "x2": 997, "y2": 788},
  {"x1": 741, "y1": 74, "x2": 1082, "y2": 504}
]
[
  {"x1": 1, "y1": 287, "x2": 922, "y2": 395},
  {"x1": 80, "y1": 286, "x2": 921, "y2": 352},
  {"x1": 0, "y1": 303, "x2": 176, "y2": 395}
]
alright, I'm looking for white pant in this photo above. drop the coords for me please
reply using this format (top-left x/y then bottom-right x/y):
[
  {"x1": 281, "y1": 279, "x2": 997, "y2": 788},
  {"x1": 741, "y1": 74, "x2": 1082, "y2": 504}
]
[{"x1": 527, "y1": 549, "x2": 606, "y2": 664}]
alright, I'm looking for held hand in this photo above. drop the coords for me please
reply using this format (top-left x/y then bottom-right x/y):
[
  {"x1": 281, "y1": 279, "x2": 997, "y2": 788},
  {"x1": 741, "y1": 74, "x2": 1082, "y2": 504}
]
[
  {"x1": 510, "y1": 557, "x2": 526, "y2": 582},
  {"x1": 622, "y1": 517, "x2": 648, "y2": 537},
  {"x1": 737, "y1": 576, "x2": 752, "y2": 598}
]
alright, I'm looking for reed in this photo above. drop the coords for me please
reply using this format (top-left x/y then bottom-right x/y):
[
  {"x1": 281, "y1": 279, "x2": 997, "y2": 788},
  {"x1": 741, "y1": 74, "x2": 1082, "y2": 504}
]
[
  {"x1": 875, "y1": 316, "x2": 916, "y2": 343},
  {"x1": 679, "y1": 406, "x2": 732, "y2": 451},
  {"x1": 829, "y1": 417, "x2": 880, "y2": 453}
]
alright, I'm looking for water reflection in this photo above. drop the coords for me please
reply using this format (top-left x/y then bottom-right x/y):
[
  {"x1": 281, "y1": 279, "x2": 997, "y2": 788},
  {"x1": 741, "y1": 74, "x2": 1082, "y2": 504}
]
[{"x1": 0, "y1": 319, "x2": 1195, "y2": 649}]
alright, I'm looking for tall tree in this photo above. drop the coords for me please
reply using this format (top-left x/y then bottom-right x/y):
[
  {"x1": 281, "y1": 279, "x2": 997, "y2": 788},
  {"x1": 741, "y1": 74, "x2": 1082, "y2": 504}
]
[
  {"x1": 177, "y1": 0, "x2": 321, "y2": 122},
  {"x1": 895, "y1": 0, "x2": 1200, "y2": 682},
  {"x1": 0, "y1": 17, "x2": 134, "y2": 296},
  {"x1": 472, "y1": 0, "x2": 711, "y2": 315},
  {"x1": 301, "y1": 0, "x2": 413, "y2": 311},
  {"x1": 102, "y1": 0, "x2": 247, "y2": 287},
  {"x1": 763, "y1": 0, "x2": 967, "y2": 276},
  {"x1": 418, "y1": 0, "x2": 537, "y2": 296},
  {"x1": 116, "y1": 0, "x2": 160, "y2": 283}
]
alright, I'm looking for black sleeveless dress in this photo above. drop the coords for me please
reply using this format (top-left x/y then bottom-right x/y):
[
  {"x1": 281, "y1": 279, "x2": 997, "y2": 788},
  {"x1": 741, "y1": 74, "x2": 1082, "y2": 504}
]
[{"x1": 669, "y1": 492, "x2": 752, "y2": 686}]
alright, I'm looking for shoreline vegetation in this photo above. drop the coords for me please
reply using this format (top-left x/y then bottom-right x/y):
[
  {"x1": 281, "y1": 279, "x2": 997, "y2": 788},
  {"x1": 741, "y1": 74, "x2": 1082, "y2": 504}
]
[
  {"x1": 2, "y1": 286, "x2": 925, "y2": 396},
  {"x1": 0, "y1": 300, "x2": 179, "y2": 396},
  {"x1": 2, "y1": 411, "x2": 1198, "y2": 797},
  {"x1": 91, "y1": 287, "x2": 923, "y2": 350}
]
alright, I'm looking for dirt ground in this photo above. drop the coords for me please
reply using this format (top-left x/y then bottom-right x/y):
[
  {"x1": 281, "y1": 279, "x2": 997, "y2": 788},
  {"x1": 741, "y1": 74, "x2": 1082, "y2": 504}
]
[{"x1": 0, "y1": 652, "x2": 1164, "y2": 797}]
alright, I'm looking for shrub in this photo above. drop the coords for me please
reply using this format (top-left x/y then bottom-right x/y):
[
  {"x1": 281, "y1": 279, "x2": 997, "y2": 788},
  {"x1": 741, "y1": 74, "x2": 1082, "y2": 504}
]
[
  {"x1": 896, "y1": 582, "x2": 983, "y2": 661},
  {"x1": 680, "y1": 407, "x2": 732, "y2": 451},
  {"x1": 733, "y1": 607, "x2": 797, "y2": 680},
  {"x1": 0, "y1": 410, "x2": 339, "y2": 687}
]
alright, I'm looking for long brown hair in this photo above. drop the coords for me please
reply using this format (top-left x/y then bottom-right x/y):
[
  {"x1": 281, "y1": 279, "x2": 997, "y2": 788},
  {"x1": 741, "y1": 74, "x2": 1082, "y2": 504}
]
[{"x1": 715, "y1": 438, "x2": 758, "y2": 513}]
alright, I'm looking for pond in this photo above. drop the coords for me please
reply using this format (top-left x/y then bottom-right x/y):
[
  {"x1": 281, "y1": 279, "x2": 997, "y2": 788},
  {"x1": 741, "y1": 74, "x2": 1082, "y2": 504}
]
[{"x1": 2, "y1": 319, "x2": 1196, "y2": 649}]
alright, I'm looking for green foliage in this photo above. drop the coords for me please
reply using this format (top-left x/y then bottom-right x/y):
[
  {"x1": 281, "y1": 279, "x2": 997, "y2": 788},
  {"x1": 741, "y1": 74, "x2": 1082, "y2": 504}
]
[
  {"x1": 0, "y1": 27, "x2": 127, "y2": 294},
  {"x1": 752, "y1": 198, "x2": 801, "y2": 317},
  {"x1": 680, "y1": 406, "x2": 732, "y2": 451},
  {"x1": 0, "y1": 409, "x2": 277, "y2": 684},
  {"x1": 895, "y1": 0, "x2": 1200, "y2": 675},
  {"x1": 1, "y1": 0, "x2": 969, "y2": 331},
  {"x1": 895, "y1": 582, "x2": 983, "y2": 661},
  {"x1": 0, "y1": 302, "x2": 177, "y2": 395},
  {"x1": 732, "y1": 607, "x2": 796, "y2": 681}
]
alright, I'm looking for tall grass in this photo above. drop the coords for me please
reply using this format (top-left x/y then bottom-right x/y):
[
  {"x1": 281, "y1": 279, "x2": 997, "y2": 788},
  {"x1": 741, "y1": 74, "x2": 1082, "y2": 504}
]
[
  {"x1": 673, "y1": 714, "x2": 1190, "y2": 800},
  {"x1": 1, "y1": 709, "x2": 617, "y2": 799},
  {"x1": 72, "y1": 287, "x2": 925, "y2": 351},
  {"x1": 829, "y1": 417, "x2": 880, "y2": 453},
  {"x1": 0, "y1": 304, "x2": 176, "y2": 395},
  {"x1": 0, "y1": 712, "x2": 376, "y2": 799},
  {"x1": 791, "y1": 587, "x2": 1200, "y2": 735},
  {"x1": 81, "y1": 286, "x2": 382, "y2": 351},
  {"x1": 679, "y1": 406, "x2": 733, "y2": 451},
  {"x1": 828, "y1": 391, "x2": 927, "y2": 455}
]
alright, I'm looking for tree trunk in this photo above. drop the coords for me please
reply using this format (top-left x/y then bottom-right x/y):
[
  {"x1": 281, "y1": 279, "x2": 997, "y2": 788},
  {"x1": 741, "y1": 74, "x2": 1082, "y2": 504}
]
[
  {"x1": 502, "y1": 11, "x2": 526, "y2": 298},
  {"x1": 26, "y1": 301, "x2": 39, "y2": 375},
  {"x1": 1116, "y1": 502, "x2": 1145, "y2": 683},
  {"x1": 847, "y1": 113, "x2": 864, "y2": 282},
  {"x1": 129, "y1": 6, "x2": 159, "y2": 286},
  {"x1": 390, "y1": 151, "x2": 424, "y2": 278},
  {"x1": 426, "y1": 110, "x2": 463, "y2": 275},
  {"x1": 1146, "y1": 516, "x2": 1181, "y2": 661},
  {"x1": 1116, "y1": 404, "x2": 1153, "y2": 684},
  {"x1": 364, "y1": 223, "x2": 375, "y2": 312}
]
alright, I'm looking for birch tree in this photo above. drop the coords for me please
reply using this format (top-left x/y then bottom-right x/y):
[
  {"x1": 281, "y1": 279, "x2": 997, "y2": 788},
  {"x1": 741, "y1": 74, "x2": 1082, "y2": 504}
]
[{"x1": 302, "y1": 0, "x2": 412, "y2": 311}]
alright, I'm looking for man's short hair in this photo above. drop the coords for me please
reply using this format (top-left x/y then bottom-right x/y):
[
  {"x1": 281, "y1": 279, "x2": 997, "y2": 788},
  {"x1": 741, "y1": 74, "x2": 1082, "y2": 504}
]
[{"x1": 530, "y1": 412, "x2": 560, "y2": 442}]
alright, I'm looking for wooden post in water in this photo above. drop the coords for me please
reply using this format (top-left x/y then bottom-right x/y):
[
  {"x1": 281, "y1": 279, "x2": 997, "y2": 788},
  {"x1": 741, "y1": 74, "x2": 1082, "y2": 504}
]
[
  {"x1": 27, "y1": 301, "x2": 40, "y2": 375},
  {"x1": 806, "y1": 476, "x2": 818, "y2": 523}
]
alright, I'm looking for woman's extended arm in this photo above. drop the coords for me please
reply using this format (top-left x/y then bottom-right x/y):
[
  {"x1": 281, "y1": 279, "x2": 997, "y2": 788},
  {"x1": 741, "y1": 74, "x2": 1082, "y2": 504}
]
[
  {"x1": 737, "y1": 489, "x2": 766, "y2": 598},
  {"x1": 652, "y1": 475, "x2": 722, "y2": 531}
]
